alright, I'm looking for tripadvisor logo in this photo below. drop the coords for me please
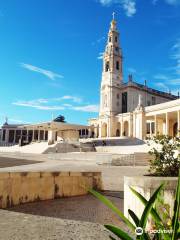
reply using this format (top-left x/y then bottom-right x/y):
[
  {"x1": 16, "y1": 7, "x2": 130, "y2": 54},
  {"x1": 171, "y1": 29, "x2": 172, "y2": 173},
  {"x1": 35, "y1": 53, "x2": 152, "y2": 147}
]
[{"x1": 135, "y1": 227, "x2": 143, "y2": 235}]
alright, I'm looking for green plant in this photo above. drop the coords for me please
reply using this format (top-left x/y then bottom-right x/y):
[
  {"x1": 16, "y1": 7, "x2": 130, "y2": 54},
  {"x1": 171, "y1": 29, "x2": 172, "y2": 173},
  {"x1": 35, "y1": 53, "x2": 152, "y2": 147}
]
[
  {"x1": 148, "y1": 135, "x2": 180, "y2": 176},
  {"x1": 89, "y1": 171, "x2": 180, "y2": 240}
]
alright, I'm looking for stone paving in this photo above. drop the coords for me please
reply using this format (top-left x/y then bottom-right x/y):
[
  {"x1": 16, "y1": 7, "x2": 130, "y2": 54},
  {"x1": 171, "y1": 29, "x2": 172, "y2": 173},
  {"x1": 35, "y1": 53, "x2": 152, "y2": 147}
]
[
  {"x1": 0, "y1": 209, "x2": 118, "y2": 240},
  {"x1": 0, "y1": 152, "x2": 148, "y2": 191},
  {"x1": 0, "y1": 194, "x2": 127, "y2": 240},
  {"x1": 8, "y1": 194, "x2": 123, "y2": 226},
  {"x1": 0, "y1": 157, "x2": 41, "y2": 168},
  {"x1": 0, "y1": 151, "x2": 146, "y2": 239}
]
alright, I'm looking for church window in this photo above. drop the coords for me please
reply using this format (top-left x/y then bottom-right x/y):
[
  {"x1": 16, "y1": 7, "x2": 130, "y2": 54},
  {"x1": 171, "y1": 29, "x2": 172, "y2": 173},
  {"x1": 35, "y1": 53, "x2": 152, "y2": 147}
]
[
  {"x1": 152, "y1": 96, "x2": 156, "y2": 105},
  {"x1": 117, "y1": 94, "x2": 119, "y2": 99},
  {"x1": 122, "y1": 92, "x2": 128, "y2": 113},
  {"x1": 105, "y1": 62, "x2": 110, "y2": 72},
  {"x1": 109, "y1": 37, "x2": 111, "y2": 42},
  {"x1": 116, "y1": 61, "x2": 119, "y2": 70},
  {"x1": 115, "y1": 36, "x2": 118, "y2": 42},
  {"x1": 104, "y1": 94, "x2": 108, "y2": 107}
]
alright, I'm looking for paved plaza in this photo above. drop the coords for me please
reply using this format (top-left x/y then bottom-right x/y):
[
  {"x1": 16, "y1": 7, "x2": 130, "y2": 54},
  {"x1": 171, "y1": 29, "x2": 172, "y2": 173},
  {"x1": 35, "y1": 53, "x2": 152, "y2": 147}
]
[
  {"x1": 0, "y1": 151, "x2": 147, "y2": 239},
  {"x1": 0, "y1": 152, "x2": 148, "y2": 191}
]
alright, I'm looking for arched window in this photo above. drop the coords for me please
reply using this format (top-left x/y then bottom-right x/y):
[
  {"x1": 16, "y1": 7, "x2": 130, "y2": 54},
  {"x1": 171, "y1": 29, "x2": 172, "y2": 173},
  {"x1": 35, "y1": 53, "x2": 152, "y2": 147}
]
[
  {"x1": 115, "y1": 36, "x2": 118, "y2": 42},
  {"x1": 116, "y1": 61, "x2": 119, "y2": 70},
  {"x1": 109, "y1": 37, "x2": 111, "y2": 42},
  {"x1": 105, "y1": 62, "x2": 110, "y2": 72},
  {"x1": 104, "y1": 95, "x2": 107, "y2": 107}
]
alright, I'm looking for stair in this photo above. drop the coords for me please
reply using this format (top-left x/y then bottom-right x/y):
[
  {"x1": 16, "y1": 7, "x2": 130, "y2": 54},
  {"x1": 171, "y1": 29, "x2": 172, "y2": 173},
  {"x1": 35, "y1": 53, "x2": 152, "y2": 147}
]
[{"x1": 43, "y1": 142, "x2": 96, "y2": 154}]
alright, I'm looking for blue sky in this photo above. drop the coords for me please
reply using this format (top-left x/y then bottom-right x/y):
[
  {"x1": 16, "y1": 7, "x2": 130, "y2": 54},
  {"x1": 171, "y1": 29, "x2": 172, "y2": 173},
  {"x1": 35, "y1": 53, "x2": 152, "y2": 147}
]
[{"x1": 0, "y1": 0, "x2": 180, "y2": 126}]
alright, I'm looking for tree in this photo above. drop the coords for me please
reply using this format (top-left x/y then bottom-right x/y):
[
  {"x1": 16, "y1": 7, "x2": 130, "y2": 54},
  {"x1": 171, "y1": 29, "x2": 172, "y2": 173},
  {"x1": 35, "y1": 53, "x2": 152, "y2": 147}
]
[{"x1": 53, "y1": 115, "x2": 66, "y2": 123}]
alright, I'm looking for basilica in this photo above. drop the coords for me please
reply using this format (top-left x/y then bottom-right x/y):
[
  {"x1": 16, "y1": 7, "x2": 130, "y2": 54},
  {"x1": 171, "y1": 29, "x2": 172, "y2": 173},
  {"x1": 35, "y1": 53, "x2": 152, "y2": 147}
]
[{"x1": 89, "y1": 16, "x2": 180, "y2": 139}]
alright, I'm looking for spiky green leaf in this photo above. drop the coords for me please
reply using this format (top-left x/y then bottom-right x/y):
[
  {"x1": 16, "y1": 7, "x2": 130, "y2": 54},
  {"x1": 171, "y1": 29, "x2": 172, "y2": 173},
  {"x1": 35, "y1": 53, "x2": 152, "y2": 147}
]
[
  {"x1": 172, "y1": 170, "x2": 180, "y2": 240},
  {"x1": 89, "y1": 189, "x2": 135, "y2": 232},
  {"x1": 139, "y1": 184, "x2": 164, "y2": 237},
  {"x1": 105, "y1": 224, "x2": 133, "y2": 240}
]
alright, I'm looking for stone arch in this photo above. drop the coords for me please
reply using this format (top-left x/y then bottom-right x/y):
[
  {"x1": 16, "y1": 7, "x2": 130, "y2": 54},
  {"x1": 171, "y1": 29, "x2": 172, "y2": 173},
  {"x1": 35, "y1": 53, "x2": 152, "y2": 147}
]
[
  {"x1": 124, "y1": 121, "x2": 129, "y2": 136},
  {"x1": 101, "y1": 123, "x2": 107, "y2": 138},
  {"x1": 116, "y1": 122, "x2": 121, "y2": 137}
]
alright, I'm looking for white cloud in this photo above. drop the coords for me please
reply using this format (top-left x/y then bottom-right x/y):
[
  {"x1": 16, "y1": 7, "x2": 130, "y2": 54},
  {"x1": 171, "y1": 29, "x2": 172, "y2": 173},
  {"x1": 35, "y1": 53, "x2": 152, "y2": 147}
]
[
  {"x1": 60, "y1": 95, "x2": 82, "y2": 103},
  {"x1": 171, "y1": 88, "x2": 180, "y2": 95},
  {"x1": 20, "y1": 63, "x2": 63, "y2": 80},
  {"x1": 155, "y1": 82, "x2": 169, "y2": 91},
  {"x1": 9, "y1": 118, "x2": 24, "y2": 124},
  {"x1": 12, "y1": 100, "x2": 65, "y2": 111},
  {"x1": 123, "y1": 0, "x2": 136, "y2": 17},
  {"x1": 99, "y1": 0, "x2": 113, "y2": 5},
  {"x1": 98, "y1": 0, "x2": 136, "y2": 17},
  {"x1": 153, "y1": 74, "x2": 169, "y2": 80},
  {"x1": 127, "y1": 67, "x2": 137, "y2": 73},
  {"x1": 72, "y1": 105, "x2": 99, "y2": 112},
  {"x1": 97, "y1": 52, "x2": 104, "y2": 60},
  {"x1": 92, "y1": 36, "x2": 105, "y2": 46},
  {"x1": 170, "y1": 78, "x2": 180, "y2": 84},
  {"x1": 171, "y1": 39, "x2": 180, "y2": 75},
  {"x1": 153, "y1": 0, "x2": 180, "y2": 5},
  {"x1": 165, "y1": 0, "x2": 180, "y2": 5},
  {"x1": 12, "y1": 96, "x2": 98, "y2": 113}
]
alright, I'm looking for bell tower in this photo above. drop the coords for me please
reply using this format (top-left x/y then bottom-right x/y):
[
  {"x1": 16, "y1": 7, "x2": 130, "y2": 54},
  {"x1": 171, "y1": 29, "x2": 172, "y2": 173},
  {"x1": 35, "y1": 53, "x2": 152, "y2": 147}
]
[{"x1": 100, "y1": 13, "x2": 123, "y2": 117}]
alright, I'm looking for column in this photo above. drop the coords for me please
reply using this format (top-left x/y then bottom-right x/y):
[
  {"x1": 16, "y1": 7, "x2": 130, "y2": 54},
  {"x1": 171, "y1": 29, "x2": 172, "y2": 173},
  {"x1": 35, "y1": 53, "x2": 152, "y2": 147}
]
[
  {"x1": 129, "y1": 115, "x2": 133, "y2": 137},
  {"x1": 26, "y1": 130, "x2": 29, "y2": 142},
  {"x1": 107, "y1": 121, "x2": 111, "y2": 138},
  {"x1": 99, "y1": 124, "x2": 102, "y2": 138},
  {"x1": 43, "y1": 130, "x2": 46, "y2": 141},
  {"x1": 150, "y1": 122, "x2": 152, "y2": 138},
  {"x1": 177, "y1": 110, "x2": 180, "y2": 137},
  {"x1": 13, "y1": 130, "x2": 16, "y2": 143},
  {"x1": 5, "y1": 129, "x2": 9, "y2": 143},
  {"x1": 0, "y1": 130, "x2": 3, "y2": 143},
  {"x1": 32, "y1": 129, "x2": 35, "y2": 141},
  {"x1": 154, "y1": 115, "x2": 158, "y2": 136},
  {"x1": 88, "y1": 128, "x2": 91, "y2": 138},
  {"x1": 120, "y1": 121, "x2": 124, "y2": 137},
  {"x1": 38, "y1": 130, "x2": 40, "y2": 141},
  {"x1": 165, "y1": 112, "x2": 169, "y2": 136}
]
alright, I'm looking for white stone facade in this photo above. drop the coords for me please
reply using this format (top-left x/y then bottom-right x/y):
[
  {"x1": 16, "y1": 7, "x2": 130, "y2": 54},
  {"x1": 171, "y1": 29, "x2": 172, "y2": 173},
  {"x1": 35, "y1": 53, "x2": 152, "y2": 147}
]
[{"x1": 89, "y1": 17, "x2": 179, "y2": 140}]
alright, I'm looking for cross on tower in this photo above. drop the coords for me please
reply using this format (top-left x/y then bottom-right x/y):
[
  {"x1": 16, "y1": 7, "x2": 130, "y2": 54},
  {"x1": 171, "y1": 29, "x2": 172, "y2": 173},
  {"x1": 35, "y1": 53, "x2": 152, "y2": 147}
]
[{"x1": 112, "y1": 12, "x2": 115, "y2": 20}]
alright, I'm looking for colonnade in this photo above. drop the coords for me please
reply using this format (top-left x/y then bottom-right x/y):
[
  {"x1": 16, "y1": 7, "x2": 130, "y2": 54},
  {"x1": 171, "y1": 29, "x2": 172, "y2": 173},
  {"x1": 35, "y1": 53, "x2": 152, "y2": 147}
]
[
  {"x1": 0, "y1": 128, "x2": 48, "y2": 144},
  {"x1": 148, "y1": 110, "x2": 180, "y2": 138}
]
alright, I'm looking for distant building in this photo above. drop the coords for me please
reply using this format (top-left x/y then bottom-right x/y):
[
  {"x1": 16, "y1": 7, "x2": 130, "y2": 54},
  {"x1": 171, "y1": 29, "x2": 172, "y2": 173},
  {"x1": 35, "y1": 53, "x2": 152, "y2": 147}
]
[{"x1": 0, "y1": 119, "x2": 89, "y2": 146}]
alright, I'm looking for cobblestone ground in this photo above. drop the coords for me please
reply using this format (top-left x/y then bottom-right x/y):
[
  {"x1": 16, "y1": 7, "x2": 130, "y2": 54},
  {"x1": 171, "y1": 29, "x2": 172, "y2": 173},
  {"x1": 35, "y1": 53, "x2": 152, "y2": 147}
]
[{"x1": 0, "y1": 194, "x2": 128, "y2": 240}]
